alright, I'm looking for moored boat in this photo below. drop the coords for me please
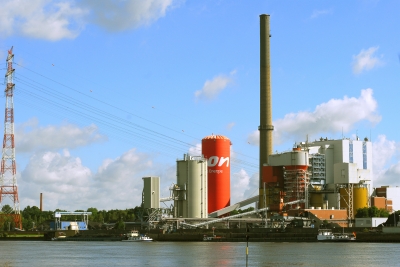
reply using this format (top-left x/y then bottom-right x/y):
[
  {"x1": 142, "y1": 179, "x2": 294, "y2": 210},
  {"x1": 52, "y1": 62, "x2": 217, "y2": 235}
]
[
  {"x1": 203, "y1": 235, "x2": 224, "y2": 241},
  {"x1": 122, "y1": 230, "x2": 153, "y2": 242},
  {"x1": 317, "y1": 229, "x2": 356, "y2": 241}
]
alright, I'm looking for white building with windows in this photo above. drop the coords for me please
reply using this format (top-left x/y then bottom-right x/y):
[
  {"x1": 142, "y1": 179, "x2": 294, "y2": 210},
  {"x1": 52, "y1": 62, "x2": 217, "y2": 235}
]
[{"x1": 300, "y1": 137, "x2": 373, "y2": 215}]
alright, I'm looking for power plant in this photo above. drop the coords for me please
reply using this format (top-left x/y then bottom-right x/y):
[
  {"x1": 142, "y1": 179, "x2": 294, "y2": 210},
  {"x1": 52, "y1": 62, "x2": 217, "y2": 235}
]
[
  {"x1": 139, "y1": 14, "x2": 389, "y2": 232},
  {"x1": 2, "y1": 13, "x2": 396, "y2": 240}
]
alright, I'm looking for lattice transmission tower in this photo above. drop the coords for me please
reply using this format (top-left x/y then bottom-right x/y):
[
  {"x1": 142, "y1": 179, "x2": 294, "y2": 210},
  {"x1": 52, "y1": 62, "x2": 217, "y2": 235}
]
[{"x1": 0, "y1": 46, "x2": 22, "y2": 230}]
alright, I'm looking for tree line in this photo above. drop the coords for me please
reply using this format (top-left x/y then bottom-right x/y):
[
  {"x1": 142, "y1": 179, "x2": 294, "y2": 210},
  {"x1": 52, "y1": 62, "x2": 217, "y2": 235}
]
[
  {"x1": 355, "y1": 206, "x2": 390, "y2": 218},
  {"x1": 1, "y1": 204, "x2": 144, "y2": 231}
]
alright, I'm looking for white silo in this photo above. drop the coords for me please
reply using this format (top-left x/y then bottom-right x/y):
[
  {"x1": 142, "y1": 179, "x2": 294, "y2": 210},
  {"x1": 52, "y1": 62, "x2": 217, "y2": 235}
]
[
  {"x1": 142, "y1": 176, "x2": 160, "y2": 209},
  {"x1": 173, "y1": 154, "x2": 208, "y2": 218}
]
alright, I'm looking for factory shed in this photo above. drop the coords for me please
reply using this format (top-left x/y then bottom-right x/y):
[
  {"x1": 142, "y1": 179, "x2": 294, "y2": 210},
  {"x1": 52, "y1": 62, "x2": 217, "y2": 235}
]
[
  {"x1": 355, "y1": 217, "x2": 387, "y2": 228},
  {"x1": 288, "y1": 208, "x2": 349, "y2": 227}
]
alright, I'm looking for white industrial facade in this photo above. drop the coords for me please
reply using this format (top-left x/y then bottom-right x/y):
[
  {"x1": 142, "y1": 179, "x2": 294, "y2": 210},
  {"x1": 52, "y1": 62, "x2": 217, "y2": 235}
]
[
  {"x1": 306, "y1": 138, "x2": 373, "y2": 190},
  {"x1": 297, "y1": 138, "x2": 374, "y2": 215}
]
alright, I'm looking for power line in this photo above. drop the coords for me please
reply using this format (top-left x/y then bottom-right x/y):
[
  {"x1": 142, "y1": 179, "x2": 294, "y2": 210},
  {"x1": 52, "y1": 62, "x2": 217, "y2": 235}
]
[{"x1": 12, "y1": 60, "x2": 259, "y2": 174}]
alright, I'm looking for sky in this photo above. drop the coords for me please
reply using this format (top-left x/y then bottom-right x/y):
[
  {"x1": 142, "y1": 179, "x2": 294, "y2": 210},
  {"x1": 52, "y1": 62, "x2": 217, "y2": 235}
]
[{"x1": 0, "y1": 0, "x2": 399, "y2": 212}]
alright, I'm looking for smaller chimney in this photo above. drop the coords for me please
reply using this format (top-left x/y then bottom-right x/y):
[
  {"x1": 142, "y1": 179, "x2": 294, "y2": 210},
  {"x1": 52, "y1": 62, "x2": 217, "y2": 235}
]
[{"x1": 40, "y1": 193, "x2": 43, "y2": 211}]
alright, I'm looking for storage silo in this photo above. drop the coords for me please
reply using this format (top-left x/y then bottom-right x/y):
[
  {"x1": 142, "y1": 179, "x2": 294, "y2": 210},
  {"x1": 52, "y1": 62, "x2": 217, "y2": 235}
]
[
  {"x1": 202, "y1": 135, "x2": 231, "y2": 214},
  {"x1": 174, "y1": 154, "x2": 207, "y2": 218},
  {"x1": 142, "y1": 177, "x2": 160, "y2": 209},
  {"x1": 353, "y1": 186, "x2": 369, "y2": 211},
  {"x1": 339, "y1": 185, "x2": 368, "y2": 217},
  {"x1": 310, "y1": 190, "x2": 324, "y2": 209}
]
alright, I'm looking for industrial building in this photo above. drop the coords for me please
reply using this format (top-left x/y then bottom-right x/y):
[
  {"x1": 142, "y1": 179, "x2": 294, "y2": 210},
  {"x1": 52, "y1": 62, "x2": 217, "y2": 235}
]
[
  {"x1": 138, "y1": 14, "x2": 394, "y2": 231},
  {"x1": 139, "y1": 134, "x2": 388, "y2": 229},
  {"x1": 374, "y1": 186, "x2": 400, "y2": 212}
]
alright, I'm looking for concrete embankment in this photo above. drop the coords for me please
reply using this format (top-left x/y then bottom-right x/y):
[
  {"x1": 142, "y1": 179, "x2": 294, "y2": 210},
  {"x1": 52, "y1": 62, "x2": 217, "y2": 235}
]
[
  {"x1": 356, "y1": 232, "x2": 400, "y2": 242},
  {"x1": 4, "y1": 228, "x2": 400, "y2": 242},
  {"x1": 0, "y1": 236, "x2": 44, "y2": 241},
  {"x1": 148, "y1": 228, "x2": 319, "y2": 242}
]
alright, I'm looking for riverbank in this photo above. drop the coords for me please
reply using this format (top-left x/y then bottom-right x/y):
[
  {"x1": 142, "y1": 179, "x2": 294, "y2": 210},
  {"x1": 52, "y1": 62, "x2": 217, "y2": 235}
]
[
  {"x1": 2, "y1": 228, "x2": 400, "y2": 242},
  {"x1": 148, "y1": 227, "x2": 319, "y2": 242}
]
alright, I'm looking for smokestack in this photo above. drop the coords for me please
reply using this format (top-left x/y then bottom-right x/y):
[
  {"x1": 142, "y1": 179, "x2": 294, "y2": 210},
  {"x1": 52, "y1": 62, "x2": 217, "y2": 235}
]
[
  {"x1": 40, "y1": 193, "x2": 43, "y2": 211},
  {"x1": 259, "y1": 14, "x2": 274, "y2": 205}
]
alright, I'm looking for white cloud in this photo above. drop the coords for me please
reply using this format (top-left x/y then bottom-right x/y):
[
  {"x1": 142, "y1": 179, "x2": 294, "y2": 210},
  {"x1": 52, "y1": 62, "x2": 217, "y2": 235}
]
[
  {"x1": 373, "y1": 135, "x2": 397, "y2": 173},
  {"x1": 82, "y1": 0, "x2": 179, "y2": 32},
  {"x1": 226, "y1": 122, "x2": 235, "y2": 130},
  {"x1": 0, "y1": 0, "x2": 180, "y2": 40},
  {"x1": 352, "y1": 47, "x2": 383, "y2": 74},
  {"x1": 91, "y1": 149, "x2": 155, "y2": 208},
  {"x1": 23, "y1": 150, "x2": 91, "y2": 187},
  {"x1": 230, "y1": 169, "x2": 250, "y2": 204},
  {"x1": 19, "y1": 148, "x2": 164, "y2": 211},
  {"x1": 16, "y1": 118, "x2": 107, "y2": 153},
  {"x1": 188, "y1": 143, "x2": 202, "y2": 157},
  {"x1": 159, "y1": 164, "x2": 176, "y2": 199},
  {"x1": 376, "y1": 163, "x2": 400, "y2": 187},
  {"x1": 310, "y1": 9, "x2": 333, "y2": 19},
  {"x1": 195, "y1": 71, "x2": 235, "y2": 101},
  {"x1": 372, "y1": 135, "x2": 400, "y2": 186},
  {"x1": 94, "y1": 148, "x2": 152, "y2": 183},
  {"x1": 247, "y1": 131, "x2": 259, "y2": 147},
  {"x1": 0, "y1": 0, "x2": 87, "y2": 41},
  {"x1": 20, "y1": 150, "x2": 93, "y2": 210},
  {"x1": 231, "y1": 169, "x2": 259, "y2": 205},
  {"x1": 247, "y1": 89, "x2": 381, "y2": 146}
]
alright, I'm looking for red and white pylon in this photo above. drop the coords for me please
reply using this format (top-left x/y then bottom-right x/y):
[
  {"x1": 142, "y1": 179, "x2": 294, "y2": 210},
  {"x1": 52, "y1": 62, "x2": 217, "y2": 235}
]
[{"x1": 0, "y1": 46, "x2": 22, "y2": 229}]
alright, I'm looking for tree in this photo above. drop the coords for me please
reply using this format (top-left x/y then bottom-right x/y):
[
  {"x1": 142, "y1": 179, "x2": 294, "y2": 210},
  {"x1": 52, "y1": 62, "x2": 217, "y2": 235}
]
[
  {"x1": 2, "y1": 217, "x2": 14, "y2": 231},
  {"x1": 368, "y1": 206, "x2": 380, "y2": 217},
  {"x1": 1, "y1": 204, "x2": 13, "y2": 214},
  {"x1": 379, "y1": 208, "x2": 389, "y2": 218},
  {"x1": 356, "y1": 207, "x2": 390, "y2": 218},
  {"x1": 114, "y1": 219, "x2": 125, "y2": 230},
  {"x1": 355, "y1": 207, "x2": 369, "y2": 218}
]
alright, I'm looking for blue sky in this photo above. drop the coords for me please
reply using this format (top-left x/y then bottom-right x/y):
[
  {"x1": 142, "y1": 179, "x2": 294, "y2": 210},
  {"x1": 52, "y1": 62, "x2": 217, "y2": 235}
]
[{"x1": 0, "y1": 0, "x2": 399, "y2": 212}]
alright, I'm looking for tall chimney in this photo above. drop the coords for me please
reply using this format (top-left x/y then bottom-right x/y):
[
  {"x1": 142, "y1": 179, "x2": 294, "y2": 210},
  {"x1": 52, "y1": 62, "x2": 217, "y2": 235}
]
[
  {"x1": 259, "y1": 14, "x2": 274, "y2": 205},
  {"x1": 40, "y1": 193, "x2": 43, "y2": 211}
]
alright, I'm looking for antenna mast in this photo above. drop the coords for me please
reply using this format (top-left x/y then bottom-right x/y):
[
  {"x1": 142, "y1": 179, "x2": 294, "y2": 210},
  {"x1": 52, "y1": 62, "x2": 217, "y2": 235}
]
[{"x1": 0, "y1": 46, "x2": 22, "y2": 229}]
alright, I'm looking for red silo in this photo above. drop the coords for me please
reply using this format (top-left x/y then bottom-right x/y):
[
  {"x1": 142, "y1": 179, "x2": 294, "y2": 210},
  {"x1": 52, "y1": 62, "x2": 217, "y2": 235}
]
[{"x1": 202, "y1": 134, "x2": 231, "y2": 214}]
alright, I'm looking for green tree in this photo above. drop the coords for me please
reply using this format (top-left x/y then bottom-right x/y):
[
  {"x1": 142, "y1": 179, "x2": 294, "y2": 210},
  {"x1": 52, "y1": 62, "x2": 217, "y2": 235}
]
[
  {"x1": 356, "y1": 207, "x2": 390, "y2": 218},
  {"x1": 379, "y1": 208, "x2": 389, "y2": 218},
  {"x1": 2, "y1": 217, "x2": 14, "y2": 231},
  {"x1": 368, "y1": 206, "x2": 380, "y2": 217},
  {"x1": 114, "y1": 218, "x2": 125, "y2": 230},
  {"x1": 87, "y1": 207, "x2": 99, "y2": 221},
  {"x1": 1, "y1": 204, "x2": 13, "y2": 213}
]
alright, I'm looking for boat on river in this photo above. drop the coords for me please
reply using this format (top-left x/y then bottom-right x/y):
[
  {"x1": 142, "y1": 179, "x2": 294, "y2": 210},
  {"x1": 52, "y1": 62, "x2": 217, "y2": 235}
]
[
  {"x1": 122, "y1": 230, "x2": 153, "y2": 242},
  {"x1": 203, "y1": 235, "x2": 224, "y2": 241},
  {"x1": 317, "y1": 229, "x2": 356, "y2": 241}
]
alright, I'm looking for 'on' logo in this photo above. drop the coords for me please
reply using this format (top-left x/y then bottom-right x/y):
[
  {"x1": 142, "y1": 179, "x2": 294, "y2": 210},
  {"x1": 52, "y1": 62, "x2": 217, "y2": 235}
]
[{"x1": 207, "y1": 156, "x2": 230, "y2": 167}]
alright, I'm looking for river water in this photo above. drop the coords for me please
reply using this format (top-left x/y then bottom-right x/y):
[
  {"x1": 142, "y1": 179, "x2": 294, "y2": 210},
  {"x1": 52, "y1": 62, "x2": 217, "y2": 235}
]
[{"x1": 0, "y1": 241, "x2": 399, "y2": 266}]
